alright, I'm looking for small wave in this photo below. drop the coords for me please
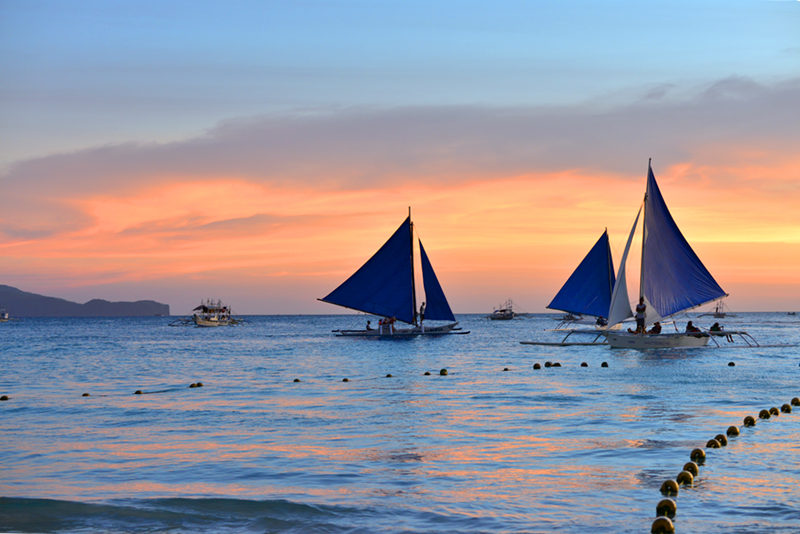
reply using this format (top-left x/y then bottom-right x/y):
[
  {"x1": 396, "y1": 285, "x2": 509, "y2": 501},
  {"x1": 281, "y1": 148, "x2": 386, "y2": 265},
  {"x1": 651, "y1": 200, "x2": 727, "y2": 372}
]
[{"x1": 0, "y1": 496, "x2": 362, "y2": 533}]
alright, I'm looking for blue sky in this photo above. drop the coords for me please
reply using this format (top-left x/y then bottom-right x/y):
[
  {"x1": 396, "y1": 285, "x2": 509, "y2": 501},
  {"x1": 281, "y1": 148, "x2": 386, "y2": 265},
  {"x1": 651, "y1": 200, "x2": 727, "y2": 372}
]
[{"x1": 2, "y1": 1, "x2": 798, "y2": 168}]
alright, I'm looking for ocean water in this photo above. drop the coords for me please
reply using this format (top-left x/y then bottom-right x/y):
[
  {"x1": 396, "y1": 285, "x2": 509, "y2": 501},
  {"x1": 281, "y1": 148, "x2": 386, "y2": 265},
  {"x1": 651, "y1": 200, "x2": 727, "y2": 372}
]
[{"x1": 1, "y1": 313, "x2": 799, "y2": 533}]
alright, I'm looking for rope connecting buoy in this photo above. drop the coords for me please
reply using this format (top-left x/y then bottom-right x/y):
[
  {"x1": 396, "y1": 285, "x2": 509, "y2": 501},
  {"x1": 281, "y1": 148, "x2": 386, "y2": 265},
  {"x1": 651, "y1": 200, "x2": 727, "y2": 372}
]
[
  {"x1": 758, "y1": 409, "x2": 770, "y2": 419},
  {"x1": 656, "y1": 498, "x2": 677, "y2": 518},
  {"x1": 581, "y1": 362, "x2": 588, "y2": 367},
  {"x1": 706, "y1": 438, "x2": 720, "y2": 449},
  {"x1": 769, "y1": 406, "x2": 779, "y2": 416},
  {"x1": 781, "y1": 403, "x2": 791, "y2": 413},
  {"x1": 714, "y1": 434, "x2": 728, "y2": 446},
  {"x1": 659, "y1": 479, "x2": 679, "y2": 495},
  {"x1": 727, "y1": 425, "x2": 740, "y2": 436},
  {"x1": 743, "y1": 415, "x2": 756, "y2": 427},
  {"x1": 82, "y1": 393, "x2": 90, "y2": 397},
  {"x1": 533, "y1": 363, "x2": 541, "y2": 370},
  {"x1": 791, "y1": 397, "x2": 800, "y2": 406},
  {"x1": 651, "y1": 516, "x2": 675, "y2": 534},
  {"x1": 601, "y1": 361, "x2": 609, "y2": 367},
  {"x1": 134, "y1": 390, "x2": 142, "y2": 395},
  {"x1": 676, "y1": 470, "x2": 694, "y2": 486},
  {"x1": 682, "y1": 461, "x2": 699, "y2": 477},
  {"x1": 0, "y1": 395, "x2": 9, "y2": 401},
  {"x1": 439, "y1": 368, "x2": 448, "y2": 376},
  {"x1": 690, "y1": 448, "x2": 706, "y2": 464}
]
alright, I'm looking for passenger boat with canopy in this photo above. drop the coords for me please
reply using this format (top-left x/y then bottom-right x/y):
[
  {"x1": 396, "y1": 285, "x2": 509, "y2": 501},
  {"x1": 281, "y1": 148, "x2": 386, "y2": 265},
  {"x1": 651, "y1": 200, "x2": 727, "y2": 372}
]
[
  {"x1": 320, "y1": 209, "x2": 468, "y2": 337},
  {"x1": 604, "y1": 160, "x2": 729, "y2": 348}
]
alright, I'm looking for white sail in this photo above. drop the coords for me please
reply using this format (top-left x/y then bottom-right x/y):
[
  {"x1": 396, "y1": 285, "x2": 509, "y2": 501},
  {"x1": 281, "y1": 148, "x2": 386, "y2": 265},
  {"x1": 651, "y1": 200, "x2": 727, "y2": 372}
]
[{"x1": 607, "y1": 205, "x2": 642, "y2": 327}]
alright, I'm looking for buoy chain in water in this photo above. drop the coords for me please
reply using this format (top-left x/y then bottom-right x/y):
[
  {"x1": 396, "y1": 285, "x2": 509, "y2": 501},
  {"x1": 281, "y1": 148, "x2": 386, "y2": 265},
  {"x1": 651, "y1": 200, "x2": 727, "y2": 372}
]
[{"x1": 652, "y1": 397, "x2": 798, "y2": 533}]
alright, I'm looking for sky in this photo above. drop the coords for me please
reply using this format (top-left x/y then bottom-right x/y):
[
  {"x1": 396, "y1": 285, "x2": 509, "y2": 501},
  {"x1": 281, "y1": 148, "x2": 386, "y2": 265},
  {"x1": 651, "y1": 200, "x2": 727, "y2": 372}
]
[{"x1": 1, "y1": 0, "x2": 799, "y2": 315}]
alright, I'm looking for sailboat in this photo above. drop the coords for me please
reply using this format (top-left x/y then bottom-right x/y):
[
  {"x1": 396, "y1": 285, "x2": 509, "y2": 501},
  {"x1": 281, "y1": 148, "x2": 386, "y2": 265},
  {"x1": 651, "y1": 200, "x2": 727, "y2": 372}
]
[
  {"x1": 547, "y1": 230, "x2": 615, "y2": 327},
  {"x1": 319, "y1": 209, "x2": 467, "y2": 337},
  {"x1": 698, "y1": 300, "x2": 736, "y2": 318},
  {"x1": 605, "y1": 160, "x2": 728, "y2": 349}
]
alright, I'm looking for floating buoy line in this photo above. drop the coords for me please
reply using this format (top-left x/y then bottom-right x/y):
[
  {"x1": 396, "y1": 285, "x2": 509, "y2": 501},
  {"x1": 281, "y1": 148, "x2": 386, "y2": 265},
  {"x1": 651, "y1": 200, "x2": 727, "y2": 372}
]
[
  {"x1": 3, "y1": 362, "x2": 798, "y2": 533},
  {"x1": 651, "y1": 395, "x2": 800, "y2": 533}
]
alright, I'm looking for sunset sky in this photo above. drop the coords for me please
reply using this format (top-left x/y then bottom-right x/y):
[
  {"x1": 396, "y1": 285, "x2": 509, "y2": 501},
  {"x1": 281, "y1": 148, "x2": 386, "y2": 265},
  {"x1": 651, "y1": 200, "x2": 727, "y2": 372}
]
[{"x1": 2, "y1": 1, "x2": 799, "y2": 314}]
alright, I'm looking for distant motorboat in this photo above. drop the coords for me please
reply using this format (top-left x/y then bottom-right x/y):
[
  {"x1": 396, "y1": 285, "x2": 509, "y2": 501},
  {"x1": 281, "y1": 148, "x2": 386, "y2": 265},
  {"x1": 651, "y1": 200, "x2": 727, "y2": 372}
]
[
  {"x1": 605, "y1": 160, "x2": 729, "y2": 349},
  {"x1": 192, "y1": 299, "x2": 240, "y2": 327},
  {"x1": 489, "y1": 299, "x2": 516, "y2": 320},
  {"x1": 698, "y1": 300, "x2": 736, "y2": 318}
]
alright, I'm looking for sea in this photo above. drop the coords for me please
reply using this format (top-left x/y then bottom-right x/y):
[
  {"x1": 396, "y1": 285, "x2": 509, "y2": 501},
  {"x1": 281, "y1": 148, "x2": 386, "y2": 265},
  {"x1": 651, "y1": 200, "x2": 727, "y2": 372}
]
[{"x1": 1, "y1": 312, "x2": 799, "y2": 533}]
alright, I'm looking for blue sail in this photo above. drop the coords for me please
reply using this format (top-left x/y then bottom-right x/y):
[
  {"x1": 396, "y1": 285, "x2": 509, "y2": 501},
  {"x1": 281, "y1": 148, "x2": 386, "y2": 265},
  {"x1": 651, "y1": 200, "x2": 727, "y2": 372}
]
[
  {"x1": 419, "y1": 240, "x2": 456, "y2": 322},
  {"x1": 642, "y1": 164, "x2": 727, "y2": 317},
  {"x1": 547, "y1": 230, "x2": 615, "y2": 318},
  {"x1": 320, "y1": 217, "x2": 415, "y2": 323}
]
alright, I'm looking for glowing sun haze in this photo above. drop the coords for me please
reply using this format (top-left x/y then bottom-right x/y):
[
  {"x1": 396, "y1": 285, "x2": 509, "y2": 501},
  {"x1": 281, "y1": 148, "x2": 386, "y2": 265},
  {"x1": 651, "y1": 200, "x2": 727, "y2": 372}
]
[{"x1": 1, "y1": 1, "x2": 799, "y2": 314}]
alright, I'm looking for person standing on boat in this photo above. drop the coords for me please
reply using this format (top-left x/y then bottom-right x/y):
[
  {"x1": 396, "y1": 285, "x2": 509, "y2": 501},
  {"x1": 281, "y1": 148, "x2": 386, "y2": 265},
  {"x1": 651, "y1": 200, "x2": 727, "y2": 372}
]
[
  {"x1": 417, "y1": 302, "x2": 426, "y2": 330},
  {"x1": 635, "y1": 296, "x2": 646, "y2": 334}
]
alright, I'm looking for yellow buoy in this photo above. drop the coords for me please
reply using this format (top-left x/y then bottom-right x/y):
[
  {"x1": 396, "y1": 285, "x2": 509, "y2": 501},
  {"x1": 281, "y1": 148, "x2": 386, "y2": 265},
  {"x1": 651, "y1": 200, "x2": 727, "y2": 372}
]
[
  {"x1": 714, "y1": 434, "x2": 728, "y2": 446},
  {"x1": 544, "y1": 361, "x2": 552, "y2": 368},
  {"x1": 424, "y1": 371, "x2": 431, "y2": 375},
  {"x1": 781, "y1": 403, "x2": 791, "y2": 413},
  {"x1": 651, "y1": 516, "x2": 675, "y2": 534},
  {"x1": 726, "y1": 425, "x2": 740, "y2": 436},
  {"x1": 386, "y1": 373, "x2": 393, "y2": 378},
  {"x1": 659, "y1": 479, "x2": 679, "y2": 495},
  {"x1": 439, "y1": 368, "x2": 448, "y2": 376},
  {"x1": 791, "y1": 397, "x2": 800, "y2": 406},
  {"x1": 690, "y1": 448, "x2": 706, "y2": 463},
  {"x1": 601, "y1": 361, "x2": 609, "y2": 367},
  {"x1": 82, "y1": 393, "x2": 90, "y2": 397},
  {"x1": 769, "y1": 406, "x2": 779, "y2": 416},
  {"x1": 682, "y1": 461, "x2": 699, "y2": 477},
  {"x1": 759, "y1": 409, "x2": 770, "y2": 419},
  {"x1": 676, "y1": 470, "x2": 694, "y2": 486},
  {"x1": 706, "y1": 439, "x2": 720, "y2": 449},
  {"x1": 581, "y1": 362, "x2": 588, "y2": 367},
  {"x1": 533, "y1": 363, "x2": 541, "y2": 370},
  {"x1": 189, "y1": 383, "x2": 197, "y2": 388},
  {"x1": 134, "y1": 390, "x2": 142, "y2": 395},
  {"x1": 656, "y1": 498, "x2": 676, "y2": 518},
  {"x1": 728, "y1": 361, "x2": 735, "y2": 367},
  {"x1": 196, "y1": 382, "x2": 203, "y2": 387},
  {"x1": 342, "y1": 378, "x2": 349, "y2": 382},
  {"x1": 743, "y1": 416, "x2": 756, "y2": 427},
  {"x1": 293, "y1": 378, "x2": 301, "y2": 382}
]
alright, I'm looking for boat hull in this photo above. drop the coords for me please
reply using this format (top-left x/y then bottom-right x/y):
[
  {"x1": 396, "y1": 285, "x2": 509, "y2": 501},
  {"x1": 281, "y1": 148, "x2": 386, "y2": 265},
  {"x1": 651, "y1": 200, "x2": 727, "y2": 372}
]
[
  {"x1": 335, "y1": 323, "x2": 466, "y2": 337},
  {"x1": 193, "y1": 316, "x2": 232, "y2": 327},
  {"x1": 605, "y1": 331, "x2": 710, "y2": 349}
]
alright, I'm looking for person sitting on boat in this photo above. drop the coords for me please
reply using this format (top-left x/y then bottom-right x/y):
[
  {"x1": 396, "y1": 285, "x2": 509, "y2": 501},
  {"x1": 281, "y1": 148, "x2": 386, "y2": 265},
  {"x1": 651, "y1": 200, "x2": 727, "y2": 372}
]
[
  {"x1": 685, "y1": 321, "x2": 701, "y2": 334},
  {"x1": 710, "y1": 322, "x2": 733, "y2": 342},
  {"x1": 596, "y1": 316, "x2": 608, "y2": 327},
  {"x1": 647, "y1": 321, "x2": 661, "y2": 334},
  {"x1": 366, "y1": 320, "x2": 373, "y2": 331},
  {"x1": 635, "y1": 297, "x2": 646, "y2": 334}
]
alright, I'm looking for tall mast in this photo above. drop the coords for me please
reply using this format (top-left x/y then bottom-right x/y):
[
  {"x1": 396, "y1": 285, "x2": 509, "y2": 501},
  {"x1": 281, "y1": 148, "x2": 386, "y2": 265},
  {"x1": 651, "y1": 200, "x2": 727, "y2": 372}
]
[
  {"x1": 409, "y1": 206, "x2": 418, "y2": 325},
  {"x1": 639, "y1": 158, "x2": 650, "y2": 300}
]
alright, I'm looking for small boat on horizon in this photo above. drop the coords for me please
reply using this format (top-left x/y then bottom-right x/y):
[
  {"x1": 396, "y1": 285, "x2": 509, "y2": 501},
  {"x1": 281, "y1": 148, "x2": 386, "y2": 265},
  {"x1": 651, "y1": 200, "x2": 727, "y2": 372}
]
[
  {"x1": 488, "y1": 299, "x2": 516, "y2": 320},
  {"x1": 0, "y1": 307, "x2": 8, "y2": 322},
  {"x1": 319, "y1": 208, "x2": 468, "y2": 337},
  {"x1": 191, "y1": 299, "x2": 241, "y2": 327},
  {"x1": 698, "y1": 300, "x2": 737, "y2": 318}
]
